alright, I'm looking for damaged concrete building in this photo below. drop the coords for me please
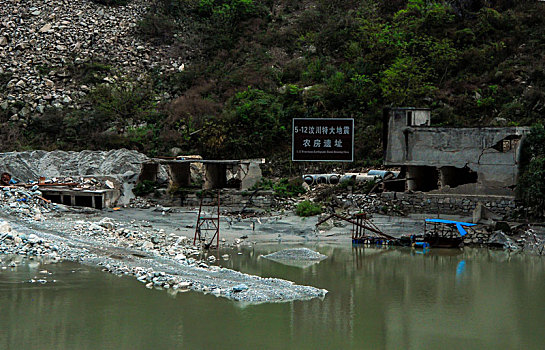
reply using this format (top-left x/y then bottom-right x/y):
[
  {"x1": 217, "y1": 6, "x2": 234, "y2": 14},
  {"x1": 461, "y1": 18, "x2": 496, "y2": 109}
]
[{"x1": 383, "y1": 108, "x2": 531, "y2": 196}]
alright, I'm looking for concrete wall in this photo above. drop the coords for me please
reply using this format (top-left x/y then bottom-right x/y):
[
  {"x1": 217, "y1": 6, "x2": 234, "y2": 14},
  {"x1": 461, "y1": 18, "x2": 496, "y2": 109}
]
[{"x1": 184, "y1": 190, "x2": 274, "y2": 208}]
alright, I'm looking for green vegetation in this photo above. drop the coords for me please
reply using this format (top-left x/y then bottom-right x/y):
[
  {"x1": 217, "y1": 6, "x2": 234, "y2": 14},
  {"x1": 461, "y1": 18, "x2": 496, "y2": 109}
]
[
  {"x1": 295, "y1": 200, "x2": 322, "y2": 217},
  {"x1": 517, "y1": 124, "x2": 545, "y2": 218},
  {"x1": 133, "y1": 180, "x2": 159, "y2": 196},
  {"x1": 69, "y1": 61, "x2": 111, "y2": 85},
  {"x1": 252, "y1": 177, "x2": 306, "y2": 197},
  {"x1": 140, "y1": 0, "x2": 545, "y2": 161},
  {"x1": 5, "y1": 0, "x2": 545, "y2": 171}
]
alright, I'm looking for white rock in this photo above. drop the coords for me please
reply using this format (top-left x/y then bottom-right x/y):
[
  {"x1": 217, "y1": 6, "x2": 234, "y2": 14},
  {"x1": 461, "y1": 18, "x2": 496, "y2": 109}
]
[
  {"x1": 142, "y1": 241, "x2": 154, "y2": 250},
  {"x1": 0, "y1": 221, "x2": 12, "y2": 233},
  {"x1": 174, "y1": 254, "x2": 186, "y2": 260},
  {"x1": 98, "y1": 217, "x2": 115, "y2": 230},
  {"x1": 39, "y1": 23, "x2": 52, "y2": 33}
]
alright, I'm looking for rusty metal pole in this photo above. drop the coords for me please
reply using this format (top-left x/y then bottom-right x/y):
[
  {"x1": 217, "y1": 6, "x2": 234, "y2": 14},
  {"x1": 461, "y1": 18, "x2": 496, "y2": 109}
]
[
  {"x1": 216, "y1": 190, "x2": 220, "y2": 249},
  {"x1": 194, "y1": 196, "x2": 203, "y2": 245}
]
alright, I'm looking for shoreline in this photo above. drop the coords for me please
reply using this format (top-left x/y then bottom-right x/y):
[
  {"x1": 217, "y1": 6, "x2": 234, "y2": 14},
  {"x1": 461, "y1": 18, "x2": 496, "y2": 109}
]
[
  {"x1": 2, "y1": 201, "x2": 543, "y2": 304},
  {"x1": 0, "y1": 208, "x2": 329, "y2": 304}
]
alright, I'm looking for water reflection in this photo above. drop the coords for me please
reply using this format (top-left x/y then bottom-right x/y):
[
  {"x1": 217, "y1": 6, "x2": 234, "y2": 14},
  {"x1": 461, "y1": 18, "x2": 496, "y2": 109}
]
[
  {"x1": 222, "y1": 245, "x2": 545, "y2": 349},
  {"x1": 0, "y1": 247, "x2": 544, "y2": 349}
]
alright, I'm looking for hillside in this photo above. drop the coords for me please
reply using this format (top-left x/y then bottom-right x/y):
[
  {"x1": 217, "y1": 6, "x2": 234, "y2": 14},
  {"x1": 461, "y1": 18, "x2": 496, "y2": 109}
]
[{"x1": 1, "y1": 0, "x2": 545, "y2": 169}]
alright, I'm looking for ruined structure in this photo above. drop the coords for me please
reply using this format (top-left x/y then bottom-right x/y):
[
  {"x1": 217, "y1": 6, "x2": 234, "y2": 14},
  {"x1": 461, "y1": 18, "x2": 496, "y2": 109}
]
[
  {"x1": 140, "y1": 158, "x2": 264, "y2": 192},
  {"x1": 383, "y1": 108, "x2": 530, "y2": 195}
]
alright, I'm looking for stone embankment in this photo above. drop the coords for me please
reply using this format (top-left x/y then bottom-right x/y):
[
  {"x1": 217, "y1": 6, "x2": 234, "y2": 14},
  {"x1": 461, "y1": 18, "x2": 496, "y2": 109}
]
[
  {"x1": 299, "y1": 189, "x2": 517, "y2": 218},
  {"x1": 374, "y1": 192, "x2": 517, "y2": 217},
  {"x1": 0, "y1": 0, "x2": 181, "y2": 121}
]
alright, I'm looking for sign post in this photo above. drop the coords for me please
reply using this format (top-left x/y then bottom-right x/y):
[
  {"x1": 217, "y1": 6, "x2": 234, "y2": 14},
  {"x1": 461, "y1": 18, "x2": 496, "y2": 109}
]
[{"x1": 292, "y1": 118, "x2": 354, "y2": 162}]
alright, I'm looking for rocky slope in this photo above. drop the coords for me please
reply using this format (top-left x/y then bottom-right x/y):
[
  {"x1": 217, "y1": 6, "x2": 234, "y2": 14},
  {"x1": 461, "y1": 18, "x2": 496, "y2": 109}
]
[{"x1": 0, "y1": 0, "x2": 181, "y2": 122}]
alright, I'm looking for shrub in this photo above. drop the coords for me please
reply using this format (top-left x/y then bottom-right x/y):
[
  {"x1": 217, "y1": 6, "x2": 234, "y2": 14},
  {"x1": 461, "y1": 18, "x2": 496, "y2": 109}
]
[
  {"x1": 296, "y1": 200, "x2": 322, "y2": 217},
  {"x1": 69, "y1": 61, "x2": 111, "y2": 85},
  {"x1": 251, "y1": 178, "x2": 306, "y2": 197},
  {"x1": 137, "y1": 14, "x2": 177, "y2": 43},
  {"x1": 88, "y1": 80, "x2": 158, "y2": 124},
  {"x1": 517, "y1": 124, "x2": 545, "y2": 217},
  {"x1": 133, "y1": 180, "x2": 158, "y2": 196}
]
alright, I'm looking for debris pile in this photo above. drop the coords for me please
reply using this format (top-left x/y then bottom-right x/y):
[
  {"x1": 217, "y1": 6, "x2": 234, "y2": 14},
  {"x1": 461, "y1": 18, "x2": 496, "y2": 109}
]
[
  {"x1": 129, "y1": 197, "x2": 155, "y2": 209},
  {"x1": 0, "y1": 186, "x2": 54, "y2": 220},
  {"x1": 0, "y1": 149, "x2": 150, "y2": 183},
  {"x1": 72, "y1": 216, "x2": 200, "y2": 261},
  {"x1": 521, "y1": 229, "x2": 545, "y2": 255},
  {"x1": 264, "y1": 248, "x2": 328, "y2": 261},
  {"x1": 0, "y1": 220, "x2": 63, "y2": 261}
]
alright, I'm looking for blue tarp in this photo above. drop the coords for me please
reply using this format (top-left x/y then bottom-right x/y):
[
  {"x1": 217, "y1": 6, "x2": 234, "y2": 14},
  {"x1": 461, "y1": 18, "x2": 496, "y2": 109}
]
[{"x1": 425, "y1": 219, "x2": 476, "y2": 237}]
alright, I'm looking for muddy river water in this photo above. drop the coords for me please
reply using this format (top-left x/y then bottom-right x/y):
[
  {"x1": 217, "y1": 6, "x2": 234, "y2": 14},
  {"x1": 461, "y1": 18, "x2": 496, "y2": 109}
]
[{"x1": 1, "y1": 245, "x2": 544, "y2": 349}]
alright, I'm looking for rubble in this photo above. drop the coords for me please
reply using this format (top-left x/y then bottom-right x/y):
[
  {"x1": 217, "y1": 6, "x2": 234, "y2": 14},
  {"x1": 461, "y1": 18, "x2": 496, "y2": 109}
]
[
  {"x1": 264, "y1": 248, "x2": 328, "y2": 261},
  {"x1": 0, "y1": 186, "x2": 55, "y2": 220},
  {"x1": 0, "y1": 220, "x2": 63, "y2": 261},
  {"x1": 0, "y1": 149, "x2": 151, "y2": 182},
  {"x1": 0, "y1": 0, "x2": 183, "y2": 119},
  {"x1": 0, "y1": 209, "x2": 328, "y2": 303}
]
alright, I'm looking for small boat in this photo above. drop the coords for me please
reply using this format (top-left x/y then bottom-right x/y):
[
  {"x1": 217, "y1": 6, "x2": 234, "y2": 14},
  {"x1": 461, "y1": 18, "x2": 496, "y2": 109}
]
[{"x1": 400, "y1": 219, "x2": 477, "y2": 249}]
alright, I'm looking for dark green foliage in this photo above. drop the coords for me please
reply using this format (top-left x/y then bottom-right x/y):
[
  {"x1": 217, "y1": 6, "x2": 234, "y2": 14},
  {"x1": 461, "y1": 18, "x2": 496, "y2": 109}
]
[
  {"x1": 69, "y1": 61, "x2": 111, "y2": 85},
  {"x1": 252, "y1": 178, "x2": 306, "y2": 197},
  {"x1": 89, "y1": 81, "x2": 158, "y2": 123},
  {"x1": 137, "y1": 14, "x2": 177, "y2": 43},
  {"x1": 134, "y1": 0, "x2": 545, "y2": 161},
  {"x1": 295, "y1": 200, "x2": 322, "y2": 217},
  {"x1": 517, "y1": 124, "x2": 545, "y2": 217},
  {"x1": 6, "y1": 0, "x2": 545, "y2": 169},
  {"x1": 36, "y1": 65, "x2": 53, "y2": 76},
  {"x1": 133, "y1": 180, "x2": 159, "y2": 196},
  {"x1": 20, "y1": 79, "x2": 165, "y2": 154},
  {"x1": 199, "y1": 88, "x2": 291, "y2": 158}
]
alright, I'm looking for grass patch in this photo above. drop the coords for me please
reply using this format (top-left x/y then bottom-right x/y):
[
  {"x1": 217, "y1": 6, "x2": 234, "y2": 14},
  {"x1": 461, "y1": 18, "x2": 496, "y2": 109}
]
[{"x1": 296, "y1": 200, "x2": 322, "y2": 217}]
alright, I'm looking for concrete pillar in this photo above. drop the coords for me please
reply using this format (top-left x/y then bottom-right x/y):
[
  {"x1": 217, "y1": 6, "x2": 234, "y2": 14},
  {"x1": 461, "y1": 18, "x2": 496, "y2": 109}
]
[
  {"x1": 407, "y1": 166, "x2": 418, "y2": 191},
  {"x1": 239, "y1": 162, "x2": 262, "y2": 190}
]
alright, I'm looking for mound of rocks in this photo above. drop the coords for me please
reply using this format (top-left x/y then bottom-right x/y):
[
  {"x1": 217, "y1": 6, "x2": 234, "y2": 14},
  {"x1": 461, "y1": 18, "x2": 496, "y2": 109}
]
[
  {"x1": 263, "y1": 248, "x2": 328, "y2": 261},
  {"x1": 0, "y1": 0, "x2": 183, "y2": 121},
  {"x1": 0, "y1": 149, "x2": 150, "y2": 182},
  {"x1": 0, "y1": 186, "x2": 54, "y2": 220},
  {"x1": 0, "y1": 220, "x2": 62, "y2": 261}
]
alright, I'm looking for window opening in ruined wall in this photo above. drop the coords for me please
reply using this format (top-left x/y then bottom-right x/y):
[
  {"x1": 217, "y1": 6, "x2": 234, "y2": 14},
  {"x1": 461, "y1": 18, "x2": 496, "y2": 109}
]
[{"x1": 492, "y1": 135, "x2": 521, "y2": 153}]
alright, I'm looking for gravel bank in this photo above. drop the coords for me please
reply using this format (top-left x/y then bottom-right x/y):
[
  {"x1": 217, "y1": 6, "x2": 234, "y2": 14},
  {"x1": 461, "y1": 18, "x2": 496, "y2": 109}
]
[
  {"x1": 264, "y1": 248, "x2": 328, "y2": 261},
  {"x1": 0, "y1": 187, "x2": 327, "y2": 303}
]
